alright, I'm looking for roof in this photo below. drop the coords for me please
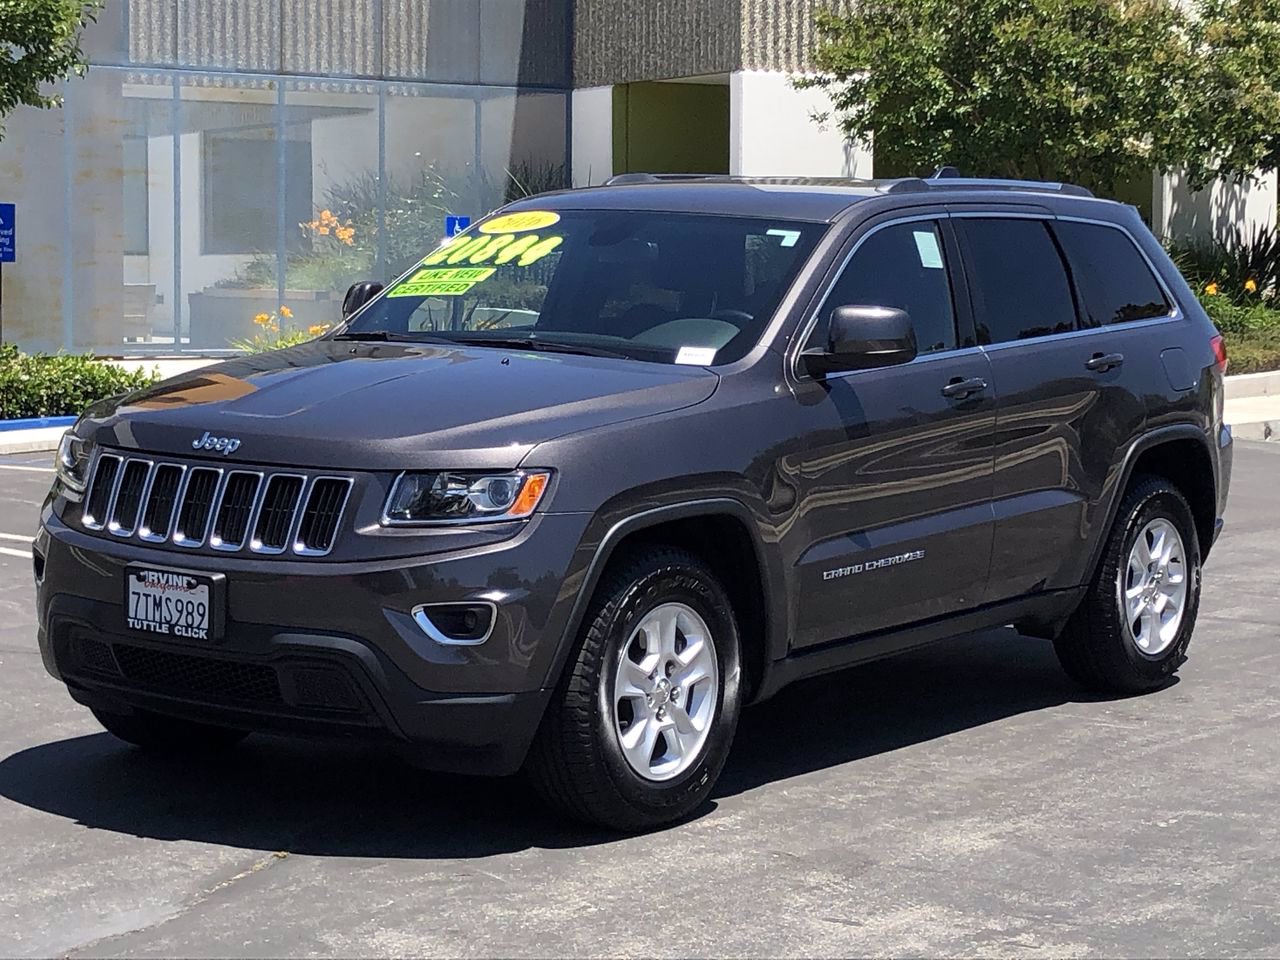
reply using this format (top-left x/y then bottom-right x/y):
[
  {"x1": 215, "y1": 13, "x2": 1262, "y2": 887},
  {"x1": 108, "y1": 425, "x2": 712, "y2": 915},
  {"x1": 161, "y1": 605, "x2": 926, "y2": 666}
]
[{"x1": 506, "y1": 174, "x2": 1103, "y2": 223}]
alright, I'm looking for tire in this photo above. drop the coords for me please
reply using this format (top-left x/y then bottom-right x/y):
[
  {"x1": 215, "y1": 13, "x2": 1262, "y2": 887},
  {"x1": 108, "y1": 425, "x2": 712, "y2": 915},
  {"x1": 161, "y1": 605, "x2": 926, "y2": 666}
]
[
  {"x1": 92, "y1": 707, "x2": 249, "y2": 753},
  {"x1": 527, "y1": 547, "x2": 743, "y2": 831},
  {"x1": 1054, "y1": 475, "x2": 1202, "y2": 694}
]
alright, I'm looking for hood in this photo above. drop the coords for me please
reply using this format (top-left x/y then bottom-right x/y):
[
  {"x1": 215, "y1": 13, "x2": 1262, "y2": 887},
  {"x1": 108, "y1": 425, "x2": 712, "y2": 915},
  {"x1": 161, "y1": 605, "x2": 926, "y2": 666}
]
[{"x1": 84, "y1": 341, "x2": 719, "y2": 470}]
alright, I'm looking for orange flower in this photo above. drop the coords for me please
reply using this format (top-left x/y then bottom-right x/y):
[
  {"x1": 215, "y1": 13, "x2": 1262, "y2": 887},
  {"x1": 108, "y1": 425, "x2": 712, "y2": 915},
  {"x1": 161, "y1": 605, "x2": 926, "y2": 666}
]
[
  {"x1": 308, "y1": 324, "x2": 329, "y2": 336},
  {"x1": 280, "y1": 305, "x2": 293, "y2": 319},
  {"x1": 1204, "y1": 282, "x2": 1219, "y2": 296},
  {"x1": 254, "y1": 312, "x2": 271, "y2": 326},
  {"x1": 1245, "y1": 278, "x2": 1258, "y2": 294},
  {"x1": 317, "y1": 225, "x2": 330, "y2": 236}
]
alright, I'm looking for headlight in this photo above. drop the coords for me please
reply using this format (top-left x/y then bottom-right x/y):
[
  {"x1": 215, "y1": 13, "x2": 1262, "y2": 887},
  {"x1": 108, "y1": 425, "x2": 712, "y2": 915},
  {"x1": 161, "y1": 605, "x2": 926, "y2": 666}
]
[
  {"x1": 382, "y1": 470, "x2": 551, "y2": 525},
  {"x1": 55, "y1": 432, "x2": 93, "y2": 501}
]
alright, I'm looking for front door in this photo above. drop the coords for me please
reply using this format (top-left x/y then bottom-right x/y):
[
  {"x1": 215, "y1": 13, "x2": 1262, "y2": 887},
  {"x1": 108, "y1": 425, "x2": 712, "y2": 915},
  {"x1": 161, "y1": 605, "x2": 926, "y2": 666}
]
[{"x1": 783, "y1": 216, "x2": 997, "y2": 649}]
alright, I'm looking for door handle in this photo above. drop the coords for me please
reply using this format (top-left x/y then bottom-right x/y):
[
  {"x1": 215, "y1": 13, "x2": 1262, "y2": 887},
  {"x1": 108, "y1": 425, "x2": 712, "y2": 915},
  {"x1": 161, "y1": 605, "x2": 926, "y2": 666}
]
[
  {"x1": 941, "y1": 376, "x2": 989, "y2": 400},
  {"x1": 1086, "y1": 352, "x2": 1125, "y2": 373}
]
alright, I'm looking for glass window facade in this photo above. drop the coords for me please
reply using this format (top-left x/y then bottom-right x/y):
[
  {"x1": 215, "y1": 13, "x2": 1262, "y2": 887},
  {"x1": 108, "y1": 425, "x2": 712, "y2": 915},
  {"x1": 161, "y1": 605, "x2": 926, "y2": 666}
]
[{"x1": 0, "y1": 0, "x2": 570, "y2": 355}]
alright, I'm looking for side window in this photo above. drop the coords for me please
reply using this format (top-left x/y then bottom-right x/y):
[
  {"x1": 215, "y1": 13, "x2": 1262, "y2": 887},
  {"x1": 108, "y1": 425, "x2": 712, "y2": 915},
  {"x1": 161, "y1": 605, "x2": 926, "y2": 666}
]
[
  {"x1": 961, "y1": 219, "x2": 1078, "y2": 344},
  {"x1": 809, "y1": 221, "x2": 958, "y2": 354},
  {"x1": 1053, "y1": 221, "x2": 1171, "y2": 326}
]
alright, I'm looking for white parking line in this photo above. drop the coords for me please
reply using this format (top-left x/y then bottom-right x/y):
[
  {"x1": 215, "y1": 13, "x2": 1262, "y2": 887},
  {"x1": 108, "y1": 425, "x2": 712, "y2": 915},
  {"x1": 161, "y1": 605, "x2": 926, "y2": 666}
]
[
  {"x1": 0, "y1": 546, "x2": 33, "y2": 560},
  {"x1": 0, "y1": 464, "x2": 54, "y2": 473},
  {"x1": 0, "y1": 533, "x2": 34, "y2": 543}
]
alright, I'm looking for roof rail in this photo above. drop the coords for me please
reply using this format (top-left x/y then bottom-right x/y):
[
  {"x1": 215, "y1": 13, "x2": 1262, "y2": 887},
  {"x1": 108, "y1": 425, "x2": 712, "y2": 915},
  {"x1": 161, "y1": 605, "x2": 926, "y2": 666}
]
[
  {"x1": 878, "y1": 176, "x2": 1095, "y2": 198},
  {"x1": 603, "y1": 173, "x2": 729, "y2": 186}
]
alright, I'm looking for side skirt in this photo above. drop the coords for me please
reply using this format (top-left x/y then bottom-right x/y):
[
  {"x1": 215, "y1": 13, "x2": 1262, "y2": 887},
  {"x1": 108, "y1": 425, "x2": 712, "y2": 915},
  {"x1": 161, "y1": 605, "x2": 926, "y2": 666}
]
[{"x1": 753, "y1": 587, "x2": 1086, "y2": 703}]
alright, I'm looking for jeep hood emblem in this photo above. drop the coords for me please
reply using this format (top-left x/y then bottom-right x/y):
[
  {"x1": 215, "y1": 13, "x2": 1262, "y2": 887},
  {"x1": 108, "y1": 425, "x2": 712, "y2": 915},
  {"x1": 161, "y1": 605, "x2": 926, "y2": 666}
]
[{"x1": 193, "y1": 431, "x2": 241, "y2": 456}]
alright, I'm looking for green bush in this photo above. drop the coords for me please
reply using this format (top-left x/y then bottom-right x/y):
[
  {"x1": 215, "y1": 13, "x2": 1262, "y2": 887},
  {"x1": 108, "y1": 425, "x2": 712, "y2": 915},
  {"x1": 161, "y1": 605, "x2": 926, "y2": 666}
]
[
  {"x1": 0, "y1": 345, "x2": 159, "y2": 420},
  {"x1": 1193, "y1": 292, "x2": 1280, "y2": 373},
  {"x1": 1167, "y1": 225, "x2": 1280, "y2": 303}
]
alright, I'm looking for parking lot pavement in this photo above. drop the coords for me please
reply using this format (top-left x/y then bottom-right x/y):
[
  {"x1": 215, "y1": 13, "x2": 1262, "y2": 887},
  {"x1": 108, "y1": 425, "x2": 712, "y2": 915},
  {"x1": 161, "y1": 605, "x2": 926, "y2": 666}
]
[{"x1": 0, "y1": 445, "x2": 1277, "y2": 959}]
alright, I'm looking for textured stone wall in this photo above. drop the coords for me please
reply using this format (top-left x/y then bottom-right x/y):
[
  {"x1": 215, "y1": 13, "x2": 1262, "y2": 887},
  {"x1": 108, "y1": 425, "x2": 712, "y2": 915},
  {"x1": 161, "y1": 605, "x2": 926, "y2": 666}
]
[
  {"x1": 573, "y1": 0, "x2": 741, "y2": 87},
  {"x1": 112, "y1": 0, "x2": 570, "y2": 86}
]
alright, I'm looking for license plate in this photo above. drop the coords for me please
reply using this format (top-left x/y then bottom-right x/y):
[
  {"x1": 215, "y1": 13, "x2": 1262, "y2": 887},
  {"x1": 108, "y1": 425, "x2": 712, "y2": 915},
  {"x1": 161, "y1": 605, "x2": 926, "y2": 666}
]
[{"x1": 125, "y1": 566, "x2": 222, "y2": 641}]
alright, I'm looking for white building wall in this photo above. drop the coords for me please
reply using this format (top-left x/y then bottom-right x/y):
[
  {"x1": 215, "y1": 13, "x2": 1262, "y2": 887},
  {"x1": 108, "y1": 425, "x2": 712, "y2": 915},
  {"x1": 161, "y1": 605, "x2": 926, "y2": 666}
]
[
  {"x1": 729, "y1": 70, "x2": 872, "y2": 178},
  {"x1": 572, "y1": 85, "x2": 614, "y2": 186},
  {"x1": 1154, "y1": 169, "x2": 1278, "y2": 243}
]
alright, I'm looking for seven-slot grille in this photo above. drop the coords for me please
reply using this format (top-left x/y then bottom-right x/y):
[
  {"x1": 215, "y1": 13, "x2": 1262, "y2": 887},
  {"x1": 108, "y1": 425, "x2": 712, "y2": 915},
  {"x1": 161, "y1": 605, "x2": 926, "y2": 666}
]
[{"x1": 82, "y1": 453, "x2": 352, "y2": 557}]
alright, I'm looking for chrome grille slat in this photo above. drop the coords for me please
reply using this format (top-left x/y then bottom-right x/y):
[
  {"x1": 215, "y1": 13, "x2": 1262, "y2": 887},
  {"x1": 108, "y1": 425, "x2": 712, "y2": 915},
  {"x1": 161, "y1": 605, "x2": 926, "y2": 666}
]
[
  {"x1": 211, "y1": 472, "x2": 262, "y2": 551},
  {"x1": 81, "y1": 453, "x2": 350, "y2": 558},
  {"x1": 139, "y1": 464, "x2": 184, "y2": 542},
  {"x1": 252, "y1": 474, "x2": 306, "y2": 554},
  {"x1": 295, "y1": 477, "x2": 353, "y2": 556},
  {"x1": 83, "y1": 455, "x2": 122, "y2": 530},
  {"x1": 108, "y1": 459, "x2": 152, "y2": 537}
]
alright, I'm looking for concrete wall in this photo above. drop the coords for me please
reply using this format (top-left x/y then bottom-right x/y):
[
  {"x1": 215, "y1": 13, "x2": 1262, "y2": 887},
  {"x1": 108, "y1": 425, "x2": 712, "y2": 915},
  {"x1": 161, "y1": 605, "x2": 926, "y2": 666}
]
[
  {"x1": 1154, "y1": 170, "x2": 1279, "y2": 244},
  {"x1": 730, "y1": 70, "x2": 870, "y2": 178},
  {"x1": 572, "y1": 85, "x2": 614, "y2": 185}
]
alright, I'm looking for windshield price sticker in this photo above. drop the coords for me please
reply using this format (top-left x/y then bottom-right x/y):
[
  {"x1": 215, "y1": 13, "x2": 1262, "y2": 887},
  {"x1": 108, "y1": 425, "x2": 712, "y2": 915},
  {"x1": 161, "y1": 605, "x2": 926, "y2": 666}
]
[
  {"x1": 386, "y1": 266, "x2": 497, "y2": 299},
  {"x1": 479, "y1": 210, "x2": 561, "y2": 234}
]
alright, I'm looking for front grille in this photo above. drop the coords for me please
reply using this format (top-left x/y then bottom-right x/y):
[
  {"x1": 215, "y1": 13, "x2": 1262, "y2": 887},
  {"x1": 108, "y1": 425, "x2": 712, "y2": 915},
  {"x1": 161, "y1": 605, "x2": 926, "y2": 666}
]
[{"x1": 83, "y1": 452, "x2": 351, "y2": 557}]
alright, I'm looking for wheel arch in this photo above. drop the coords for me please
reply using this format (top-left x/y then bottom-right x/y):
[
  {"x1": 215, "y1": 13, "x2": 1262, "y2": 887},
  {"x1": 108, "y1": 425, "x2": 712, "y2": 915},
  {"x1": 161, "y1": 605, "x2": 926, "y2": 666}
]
[
  {"x1": 1088, "y1": 425, "x2": 1219, "y2": 582},
  {"x1": 546, "y1": 499, "x2": 784, "y2": 704}
]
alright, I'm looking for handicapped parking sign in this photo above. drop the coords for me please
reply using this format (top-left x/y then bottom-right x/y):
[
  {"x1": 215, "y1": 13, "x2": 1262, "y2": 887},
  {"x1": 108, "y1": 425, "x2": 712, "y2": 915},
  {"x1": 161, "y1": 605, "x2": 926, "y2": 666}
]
[
  {"x1": 0, "y1": 204, "x2": 14, "y2": 263},
  {"x1": 445, "y1": 214, "x2": 471, "y2": 238}
]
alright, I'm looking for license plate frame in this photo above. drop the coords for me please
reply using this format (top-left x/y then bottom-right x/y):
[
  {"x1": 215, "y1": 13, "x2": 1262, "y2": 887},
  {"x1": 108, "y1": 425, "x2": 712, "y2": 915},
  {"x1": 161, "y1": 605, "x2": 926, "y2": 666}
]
[{"x1": 124, "y1": 564, "x2": 226, "y2": 642}]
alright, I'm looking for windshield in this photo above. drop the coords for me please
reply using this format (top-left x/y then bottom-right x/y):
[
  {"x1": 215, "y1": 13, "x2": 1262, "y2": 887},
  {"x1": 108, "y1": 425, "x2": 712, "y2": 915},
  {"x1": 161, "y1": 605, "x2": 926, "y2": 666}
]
[{"x1": 340, "y1": 209, "x2": 825, "y2": 365}]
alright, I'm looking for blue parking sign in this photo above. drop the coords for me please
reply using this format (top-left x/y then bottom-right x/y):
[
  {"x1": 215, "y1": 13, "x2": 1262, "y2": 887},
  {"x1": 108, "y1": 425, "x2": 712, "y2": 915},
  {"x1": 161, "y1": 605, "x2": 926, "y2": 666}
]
[
  {"x1": 0, "y1": 204, "x2": 14, "y2": 263},
  {"x1": 445, "y1": 214, "x2": 471, "y2": 238}
]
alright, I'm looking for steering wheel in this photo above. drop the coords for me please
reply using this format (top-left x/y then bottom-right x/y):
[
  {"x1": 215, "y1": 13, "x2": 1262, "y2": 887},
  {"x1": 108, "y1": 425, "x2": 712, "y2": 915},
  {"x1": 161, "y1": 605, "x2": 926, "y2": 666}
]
[{"x1": 709, "y1": 309, "x2": 755, "y2": 327}]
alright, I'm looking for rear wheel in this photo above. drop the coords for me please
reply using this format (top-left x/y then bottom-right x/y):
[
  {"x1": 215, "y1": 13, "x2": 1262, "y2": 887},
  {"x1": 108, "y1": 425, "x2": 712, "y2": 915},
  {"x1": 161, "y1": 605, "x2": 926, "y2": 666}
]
[
  {"x1": 1054, "y1": 476, "x2": 1202, "y2": 693},
  {"x1": 527, "y1": 547, "x2": 742, "y2": 831},
  {"x1": 92, "y1": 707, "x2": 249, "y2": 753}
]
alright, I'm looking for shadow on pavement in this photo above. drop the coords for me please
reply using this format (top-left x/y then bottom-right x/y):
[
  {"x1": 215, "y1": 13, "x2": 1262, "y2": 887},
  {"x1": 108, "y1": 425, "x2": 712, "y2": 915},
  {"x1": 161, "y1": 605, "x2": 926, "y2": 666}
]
[{"x1": 0, "y1": 628, "x2": 1148, "y2": 857}]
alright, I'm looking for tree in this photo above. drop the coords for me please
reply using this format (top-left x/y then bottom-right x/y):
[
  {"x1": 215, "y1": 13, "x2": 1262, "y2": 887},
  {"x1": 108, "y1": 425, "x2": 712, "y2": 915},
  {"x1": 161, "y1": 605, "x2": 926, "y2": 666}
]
[
  {"x1": 1179, "y1": 0, "x2": 1280, "y2": 187},
  {"x1": 802, "y1": 0, "x2": 1204, "y2": 195},
  {"x1": 0, "y1": 0, "x2": 103, "y2": 141}
]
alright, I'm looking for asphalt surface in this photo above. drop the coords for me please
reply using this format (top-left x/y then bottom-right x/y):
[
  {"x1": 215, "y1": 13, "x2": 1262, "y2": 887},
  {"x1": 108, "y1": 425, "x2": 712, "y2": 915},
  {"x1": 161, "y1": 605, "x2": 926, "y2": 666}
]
[{"x1": 0, "y1": 443, "x2": 1277, "y2": 958}]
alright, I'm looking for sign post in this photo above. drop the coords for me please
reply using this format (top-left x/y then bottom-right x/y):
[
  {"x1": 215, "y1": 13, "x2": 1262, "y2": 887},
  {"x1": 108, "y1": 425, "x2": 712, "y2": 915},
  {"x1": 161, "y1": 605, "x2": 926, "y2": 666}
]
[{"x1": 0, "y1": 203, "x2": 15, "y2": 345}]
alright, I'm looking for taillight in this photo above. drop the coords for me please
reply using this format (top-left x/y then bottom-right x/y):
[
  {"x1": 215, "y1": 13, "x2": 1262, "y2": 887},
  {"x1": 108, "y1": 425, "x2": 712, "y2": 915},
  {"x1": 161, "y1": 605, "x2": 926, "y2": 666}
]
[{"x1": 1211, "y1": 334, "x2": 1228, "y2": 373}]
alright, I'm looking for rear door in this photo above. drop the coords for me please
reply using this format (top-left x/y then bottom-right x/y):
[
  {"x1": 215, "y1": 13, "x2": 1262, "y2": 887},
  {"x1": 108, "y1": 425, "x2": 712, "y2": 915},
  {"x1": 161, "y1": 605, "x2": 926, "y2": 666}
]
[
  {"x1": 785, "y1": 215, "x2": 997, "y2": 648},
  {"x1": 954, "y1": 214, "x2": 1171, "y2": 603}
]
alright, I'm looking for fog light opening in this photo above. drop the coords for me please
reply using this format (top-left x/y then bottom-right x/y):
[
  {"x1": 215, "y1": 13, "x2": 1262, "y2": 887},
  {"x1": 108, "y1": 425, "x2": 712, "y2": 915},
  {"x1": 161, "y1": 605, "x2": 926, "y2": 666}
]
[
  {"x1": 411, "y1": 602, "x2": 497, "y2": 646},
  {"x1": 32, "y1": 548, "x2": 46, "y2": 585}
]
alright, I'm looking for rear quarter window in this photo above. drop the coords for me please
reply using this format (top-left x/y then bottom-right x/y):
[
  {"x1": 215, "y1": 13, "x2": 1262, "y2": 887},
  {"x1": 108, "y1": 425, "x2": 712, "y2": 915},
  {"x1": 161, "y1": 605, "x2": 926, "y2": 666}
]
[{"x1": 1053, "y1": 220, "x2": 1171, "y2": 326}]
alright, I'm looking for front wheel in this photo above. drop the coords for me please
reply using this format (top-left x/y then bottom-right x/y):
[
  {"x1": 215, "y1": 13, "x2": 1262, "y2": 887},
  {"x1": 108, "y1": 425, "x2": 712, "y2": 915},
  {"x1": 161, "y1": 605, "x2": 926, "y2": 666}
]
[
  {"x1": 1054, "y1": 476, "x2": 1202, "y2": 694},
  {"x1": 527, "y1": 548, "x2": 742, "y2": 831}
]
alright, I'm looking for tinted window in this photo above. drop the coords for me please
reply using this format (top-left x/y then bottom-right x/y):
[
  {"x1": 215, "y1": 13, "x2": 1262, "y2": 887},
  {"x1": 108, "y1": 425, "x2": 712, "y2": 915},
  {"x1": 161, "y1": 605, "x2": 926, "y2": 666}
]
[
  {"x1": 811, "y1": 221, "x2": 957, "y2": 354},
  {"x1": 962, "y1": 219, "x2": 1077, "y2": 344},
  {"x1": 1054, "y1": 221, "x2": 1170, "y2": 326}
]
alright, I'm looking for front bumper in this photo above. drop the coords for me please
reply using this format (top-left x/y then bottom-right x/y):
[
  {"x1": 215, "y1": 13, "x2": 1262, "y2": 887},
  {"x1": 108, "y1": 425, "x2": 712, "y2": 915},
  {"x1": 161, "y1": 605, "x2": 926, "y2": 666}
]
[{"x1": 35, "y1": 508, "x2": 592, "y2": 775}]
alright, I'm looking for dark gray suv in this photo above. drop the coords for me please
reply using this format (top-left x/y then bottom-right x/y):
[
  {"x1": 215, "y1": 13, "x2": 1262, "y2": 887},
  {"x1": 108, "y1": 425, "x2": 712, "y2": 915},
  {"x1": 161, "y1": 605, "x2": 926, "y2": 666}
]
[{"x1": 35, "y1": 175, "x2": 1233, "y2": 830}]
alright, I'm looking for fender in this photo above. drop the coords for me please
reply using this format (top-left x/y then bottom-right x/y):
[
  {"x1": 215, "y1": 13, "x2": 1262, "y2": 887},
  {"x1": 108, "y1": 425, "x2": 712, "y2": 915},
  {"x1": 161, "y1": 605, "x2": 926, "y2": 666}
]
[
  {"x1": 539, "y1": 497, "x2": 787, "y2": 699},
  {"x1": 1082, "y1": 422, "x2": 1216, "y2": 584}
]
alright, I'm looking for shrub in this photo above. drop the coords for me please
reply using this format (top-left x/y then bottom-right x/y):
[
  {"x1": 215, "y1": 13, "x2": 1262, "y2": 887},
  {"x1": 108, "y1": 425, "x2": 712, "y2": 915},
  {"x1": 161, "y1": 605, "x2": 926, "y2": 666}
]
[
  {"x1": 0, "y1": 345, "x2": 159, "y2": 420},
  {"x1": 1167, "y1": 225, "x2": 1280, "y2": 303},
  {"x1": 229, "y1": 307, "x2": 331, "y2": 354}
]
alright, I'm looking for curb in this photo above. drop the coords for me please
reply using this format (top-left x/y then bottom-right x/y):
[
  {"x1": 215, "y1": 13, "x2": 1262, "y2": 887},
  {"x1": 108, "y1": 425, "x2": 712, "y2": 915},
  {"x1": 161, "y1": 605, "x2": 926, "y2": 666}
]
[
  {"x1": 0, "y1": 426, "x2": 68, "y2": 456},
  {"x1": 1232, "y1": 420, "x2": 1278, "y2": 442},
  {"x1": 1225, "y1": 369, "x2": 1280, "y2": 401}
]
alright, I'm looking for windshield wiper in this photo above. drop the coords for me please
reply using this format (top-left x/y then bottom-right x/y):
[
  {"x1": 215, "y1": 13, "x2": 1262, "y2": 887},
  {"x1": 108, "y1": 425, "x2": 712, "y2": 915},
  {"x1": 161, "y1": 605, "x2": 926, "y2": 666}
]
[
  {"x1": 451, "y1": 336, "x2": 632, "y2": 360},
  {"x1": 331, "y1": 330, "x2": 451, "y2": 343}
]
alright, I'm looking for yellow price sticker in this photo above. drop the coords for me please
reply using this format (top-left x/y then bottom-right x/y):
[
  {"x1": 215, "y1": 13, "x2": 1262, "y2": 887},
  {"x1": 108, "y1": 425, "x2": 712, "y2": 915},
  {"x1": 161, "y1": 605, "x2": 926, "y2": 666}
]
[{"x1": 479, "y1": 210, "x2": 561, "y2": 234}]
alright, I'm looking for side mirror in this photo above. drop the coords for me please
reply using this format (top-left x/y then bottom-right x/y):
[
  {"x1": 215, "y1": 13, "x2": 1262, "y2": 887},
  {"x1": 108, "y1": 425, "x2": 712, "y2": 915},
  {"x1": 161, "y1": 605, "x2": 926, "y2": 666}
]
[
  {"x1": 342, "y1": 281, "x2": 385, "y2": 319},
  {"x1": 801, "y1": 305, "x2": 918, "y2": 376}
]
